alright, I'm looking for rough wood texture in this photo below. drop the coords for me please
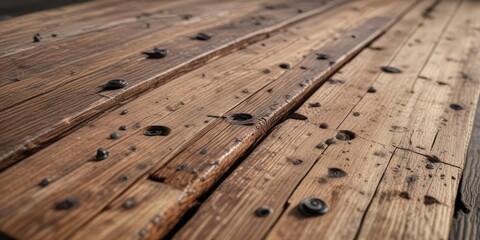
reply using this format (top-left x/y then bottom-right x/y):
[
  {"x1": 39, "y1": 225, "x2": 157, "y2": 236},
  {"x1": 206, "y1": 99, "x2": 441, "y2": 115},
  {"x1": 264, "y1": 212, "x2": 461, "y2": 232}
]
[
  {"x1": 357, "y1": 149, "x2": 461, "y2": 239},
  {"x1": 1, "y1": 0, "x2": 479, "y2": 239},
  {"x1": 174, "y1": 0, "x2": 479, "y2": 239},
  {"x1": 0, "y1": 0, "x2": 342, "y2": 170},
  {"x1": 0, "y1": 0, "x2": 408, "y2": 239},
  {"x1": 0, "y1": 0, "x2": 191, "y2": 57},
  {"x1": 450, "y1": 97, "x2": 480, "y2": 239}
]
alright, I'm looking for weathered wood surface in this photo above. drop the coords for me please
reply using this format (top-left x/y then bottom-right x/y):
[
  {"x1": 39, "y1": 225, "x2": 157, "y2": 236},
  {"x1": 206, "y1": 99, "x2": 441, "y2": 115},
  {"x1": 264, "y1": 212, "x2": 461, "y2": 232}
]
[
  {"x1": 175, "y1": 0, "x2": 480, "y2": 239},
  {"x1": 450, "y1": 97, "x2": 480, "y2": 239},
  {"x1": 0, "y1": 0, "x2": 412, "y2": 239},
  {"x1": 0, "y1": 0, "x2": 191, "y2": 57},
  {"x1": 1, "y1": 0, "x2": 479, "y2": 239},
  {"x1": 0, "y1": 0, "x2": 343, "y2": 170}
]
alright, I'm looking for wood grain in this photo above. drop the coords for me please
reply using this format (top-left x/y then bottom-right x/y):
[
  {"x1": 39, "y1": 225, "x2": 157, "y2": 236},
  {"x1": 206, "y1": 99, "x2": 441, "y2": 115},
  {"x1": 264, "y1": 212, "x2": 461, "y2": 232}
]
[
  {"x1": 0, "y1": 0, "x2": 342, "y2": 169},
  {"x1": 356, "y1": 149, "x2": 461, "y2": 240},
  {"x1": 0, "y1": 1, "x2": 400, "y2": 239},
  {"x1": 0, "y1": 0, "x2": 194, "y2": 58},
  {"x1": 0, "y1": 0, "x2": 367, "y2": 209},
  {"x1": 174, "y1": 1, "x2": 453, "y2": 239}
]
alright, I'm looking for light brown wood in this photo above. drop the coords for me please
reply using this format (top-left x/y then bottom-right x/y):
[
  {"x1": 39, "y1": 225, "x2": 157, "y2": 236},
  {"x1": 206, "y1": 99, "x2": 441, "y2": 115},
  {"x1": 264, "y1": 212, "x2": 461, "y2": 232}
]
[
  {"x1": 0, "y1": 0, "x2": 364, "y2": 209},
  {"x1": 0, "y1": 0, "x2": 402, "y2": 239},
  {"x1": 174, "y1": 1, "x2": 450, "y2": 239},
  {"x1": 1, "y1": 0, "x2": 478, "y2": 239},
  {"x1": 357, "y1": 149, "x2": 461, "y2": 240},
  {"x1": 0, "y1": 0, "x2": 194, "y2": 58},
  {"x1": 72, "y1": 180, "x2": 185, "y2": 240},
  {"x1": 0, "y1": 0, "x2": 343, "y2": 169},
  {"x1": 337, "y1": 0, "x2": 479, "y2": 168}
]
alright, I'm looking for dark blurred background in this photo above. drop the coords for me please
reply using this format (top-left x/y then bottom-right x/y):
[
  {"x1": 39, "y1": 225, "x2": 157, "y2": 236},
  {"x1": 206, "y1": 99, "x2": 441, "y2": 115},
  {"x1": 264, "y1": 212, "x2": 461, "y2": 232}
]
[{"x1": 0, "y1": 0, "x2": 91, "y2": 20}]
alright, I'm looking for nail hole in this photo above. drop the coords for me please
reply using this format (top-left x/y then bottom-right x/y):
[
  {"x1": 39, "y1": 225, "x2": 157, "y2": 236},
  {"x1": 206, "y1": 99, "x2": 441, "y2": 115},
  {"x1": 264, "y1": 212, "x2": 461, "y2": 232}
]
[
  {"x1": 426, "y1": 155, "x2": 440, "y2": 163},
  {"x1": 380, "y1": 66, "x2": 402, "y2": 73},
  {"x1": 122, "y1": 199, "x2": 137, "y2": 209},
  {"x1": 308, "y1": 102, "x2": 321, "y2": 108},
  {"x1": 291, "y1": 159, "x2": 304, "y2": 165},
  {"x1": 328, "y1": 168, "x2": 347, "y2": 178},
  {"x1": 399, "y1": 191, "x2": 411, "y2": 200},
  {"x1": 449, "y1": 103, "x2": 464, "y2": 111},
  {"x1": 144, "y1": 126, "x2": 171, "y2": 136},
  {"x1": 255, "y1": 206, "x2": 273, "y2": 217},
  {"x1": 316, "y1": 53, "x2": 329, "y2": 60},
  {"x1": 195, "y1": 32, "x2": 211, "y2": 41},
  {"x1": 367, "y1": 87, "x2": 377, "y2": 93},
  {"x1": 55, "y1": 197, "x2": 78, "y2": 210},
  {"x1": 335, "y1": 130, "x2": 356, "y2": 141},
  {"x1": 279, "y1": 63, "x2": 291, "y2": 69}
]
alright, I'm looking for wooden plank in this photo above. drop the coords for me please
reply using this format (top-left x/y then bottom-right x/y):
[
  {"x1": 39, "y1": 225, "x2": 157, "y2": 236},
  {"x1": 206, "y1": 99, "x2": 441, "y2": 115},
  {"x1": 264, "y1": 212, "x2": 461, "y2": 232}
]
[
  {"x1": 173, "y1": 1, "x2": 459, "y2": 239},
  {"x1": 0, "y1": 0, "x2": 195, "y2": 58},
  {"x1": 67, "y1": 1, "x2": 417, "y2": 239},
  {"x1": 449, "y1": 96, "x2": 480, "y2": 239},
  {"x1": 269, "y1": 1, "x2": 478, "y2": 239},
  {"x1": 174, "y1": 120, "x2": 394, "y2": 240},
  {"x1": 337, "y1": 0, "x2": 480, "y2": 168},
  {"x1": 356, "y1": 149, "x2": 461, "y2": 239},
  {"x1": 0, "y1": 0, "x2": 367, "y2": 209},
  {"x1": 0, "y1": 0, "x2": 343, "y2": 169},
  {"x1": 71, "y1": 180, "x2": 185, "y2": 240},
  {"x1": 0, "y1": 1, "x2": 399, "y2": 239},
  {"x1": 0, "y1": 0, "x2": 260, "y2": 102}
]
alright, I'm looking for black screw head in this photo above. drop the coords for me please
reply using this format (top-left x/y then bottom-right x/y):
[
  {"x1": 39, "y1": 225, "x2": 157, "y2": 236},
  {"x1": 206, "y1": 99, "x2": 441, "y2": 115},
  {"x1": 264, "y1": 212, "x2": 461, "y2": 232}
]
[
  {"x1": 328, "y1": 168, "x2": 347, "y2": 178},
  {"x1": 299, "y1": 198, "x2": 328, "y2": 216},
  {"x1": 33, "y1": 33, "x2": 41, "y2": 42},
  {"x1": 316, "y1": 53, "x2": 329, "y2": 60},
  {"x1": 308, "y1": 102, "x2": 321, "y2": 108},
  {"x1": 195, "y1": 32, "x2": 211, "y2": 41},
  {"x1": 119, "y1": 125, "x2": 128, "y2": 131},
  {"x1": 335, "y1": 130, "x2": 356, "y2": 141},
  {"x1": 291, "y1": 159, "x2": 304, "y2": 165},
  {"x1": 255, "y1": 206, "x2": 273, "y2": 217},
  {"x1": 325, "y1": 138, "x2": 335, "y2": 145},
  {"x1": 367, "y1": 86, "x2": 377, "y2": 93},
  {"x1": 279, "y1": 63, "x2": 291, "y2": 69},
  {"x1": 55, "y1": 197, "x2": 78, "y2": 210},
  {"x1": 144, "y1": 125, "x2": 171, "y2": 136},
  {"x1": 109, "y1": 132, "x2": 120, "y2": 139},
  {"x1": 96, "y1": 148, "x2": 109, "y2": 161},
  {"x1": 380, "y1": 66, "x2": 402, "y2": 74},
  {"x1": 449, "y1": 103, "x2": 464, "y2": 111},
  {"x1": 120, "y1": 110, "x2": 128, "y2": 115},
  {"x1": 38, "y1": 178, "x2": 51, "y2": 187},
  {"x1": 103, "y1": 79, "x2": 128, "y2": 91},
  {"x1": 142, "y1": 48, "x2": 169, "y2": 59},
  {"x1": 122, "y1": 199, "x2": 136, "y2": 209}
]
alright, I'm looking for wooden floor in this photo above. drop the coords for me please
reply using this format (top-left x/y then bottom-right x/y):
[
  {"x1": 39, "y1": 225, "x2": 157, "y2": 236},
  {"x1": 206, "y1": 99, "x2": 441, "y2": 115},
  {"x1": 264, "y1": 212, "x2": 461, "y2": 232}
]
[{"x1": 0, "y1": 0, "x2": 479, "y2": 239}]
